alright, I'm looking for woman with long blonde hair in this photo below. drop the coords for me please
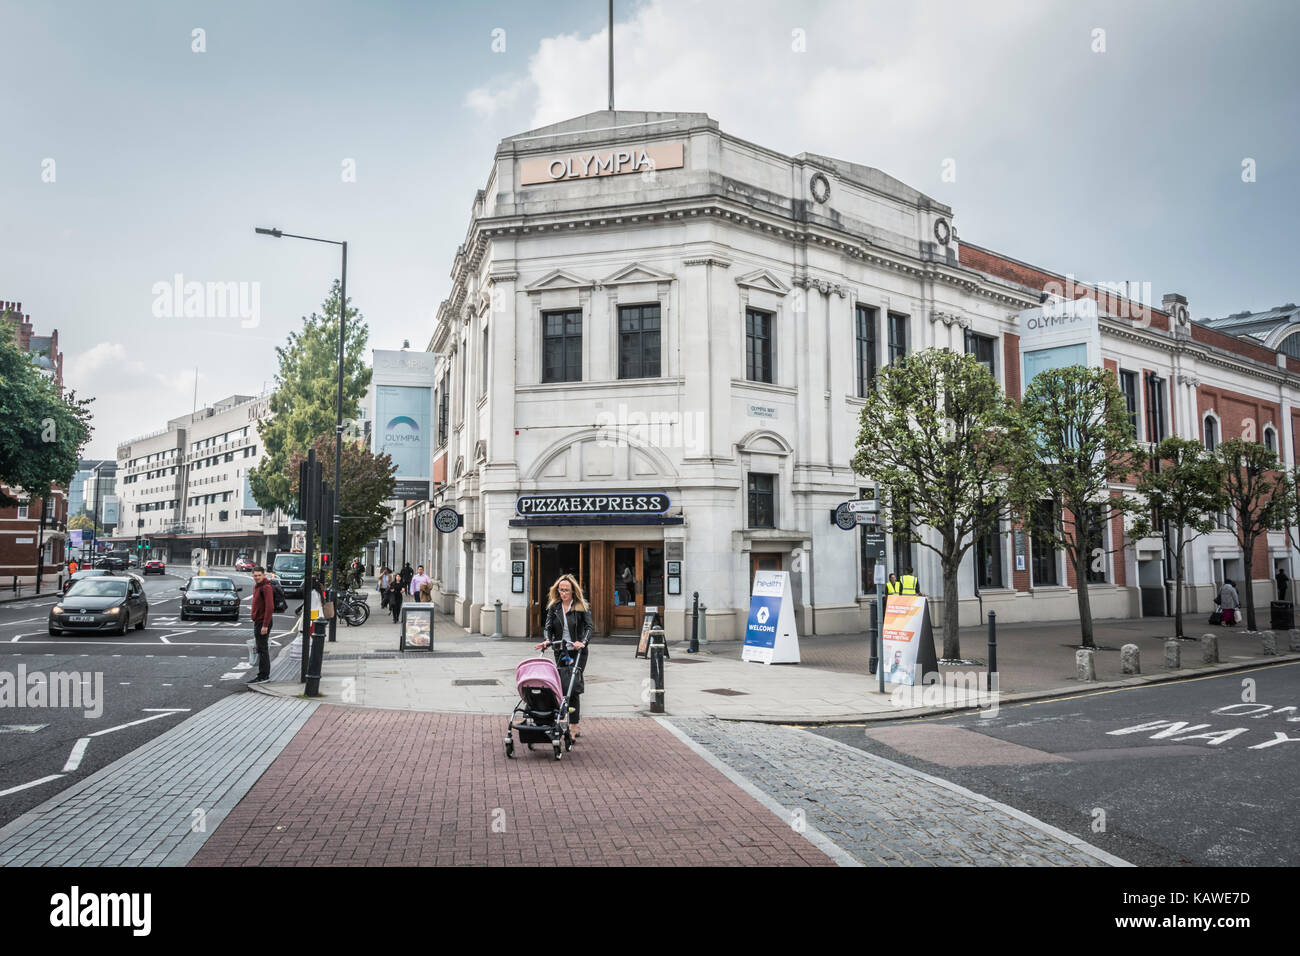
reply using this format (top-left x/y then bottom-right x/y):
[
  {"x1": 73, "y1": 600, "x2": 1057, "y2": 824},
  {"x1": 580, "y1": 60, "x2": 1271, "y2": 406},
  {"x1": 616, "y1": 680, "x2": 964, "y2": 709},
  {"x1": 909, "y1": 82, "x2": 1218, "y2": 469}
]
[{"x1": 533, "y1": 573, "x2": 593, "y2": 736}]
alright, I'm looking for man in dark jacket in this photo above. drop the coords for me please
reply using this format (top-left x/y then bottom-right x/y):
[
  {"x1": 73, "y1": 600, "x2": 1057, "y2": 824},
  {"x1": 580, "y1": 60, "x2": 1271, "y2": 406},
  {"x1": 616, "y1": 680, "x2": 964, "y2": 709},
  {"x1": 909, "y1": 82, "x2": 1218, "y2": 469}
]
[{"x1": 249, "y1": 566, "x2": 275, "y2": 683}]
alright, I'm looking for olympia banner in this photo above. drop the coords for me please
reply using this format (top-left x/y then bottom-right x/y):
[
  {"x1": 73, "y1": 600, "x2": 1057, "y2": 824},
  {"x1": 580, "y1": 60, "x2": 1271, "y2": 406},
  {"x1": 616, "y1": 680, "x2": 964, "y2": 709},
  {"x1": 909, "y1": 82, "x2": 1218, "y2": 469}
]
[
  {"x1": 880, "y1": 595, "x2": 939, "y2": 686},
  {"x1": 742, "y1": 570, "x2": 800, "y2": 665}
]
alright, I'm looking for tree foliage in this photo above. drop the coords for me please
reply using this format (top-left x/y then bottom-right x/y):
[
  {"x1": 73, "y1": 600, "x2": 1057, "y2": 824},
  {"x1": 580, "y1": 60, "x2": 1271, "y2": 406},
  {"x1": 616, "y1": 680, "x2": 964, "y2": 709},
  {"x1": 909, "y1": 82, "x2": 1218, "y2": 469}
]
[
  {"x1": 0, "y1": 329, "x2": 93, "y2": 507},
  {"x1": 1217, "y1": 438, "x2": 1285, "y2": 632},
  {"x1": 286, "y1": 435, "x2": 396, "y2": 567},
  {"x1": 1012, "y1": 365, "x2": 1143, "y2": 648},
  {"x1": 248, "y1": 281, "x2": 371, "y2": 515},
  {"x1": 1132, "y1": 436, "x2": 1226, "y2": 639},
  {"x1": 851, "y1": 347, "x2": 1023, "y2": 660}
]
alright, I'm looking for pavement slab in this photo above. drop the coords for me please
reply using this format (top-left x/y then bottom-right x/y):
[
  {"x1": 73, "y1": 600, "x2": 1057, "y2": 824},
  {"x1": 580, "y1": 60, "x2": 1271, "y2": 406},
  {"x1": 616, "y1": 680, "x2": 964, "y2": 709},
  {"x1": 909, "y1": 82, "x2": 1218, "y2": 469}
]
[
  {"x1": 668, "y1": 717, "x2": 1129, "y2": 867},
  {"x1": 189, "y1": 707, "x2": 834, "y2": 867},
  {"x1": 0, "y1": 693, "x2": 317, "y2": 866}
]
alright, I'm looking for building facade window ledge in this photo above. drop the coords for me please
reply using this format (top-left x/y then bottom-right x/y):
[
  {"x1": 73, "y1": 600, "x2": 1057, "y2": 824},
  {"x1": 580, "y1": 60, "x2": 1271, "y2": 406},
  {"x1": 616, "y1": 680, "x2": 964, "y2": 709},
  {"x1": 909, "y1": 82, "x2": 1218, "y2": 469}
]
[{"x1": 730, "y1": 378, "x2": 798, "y2": 398}]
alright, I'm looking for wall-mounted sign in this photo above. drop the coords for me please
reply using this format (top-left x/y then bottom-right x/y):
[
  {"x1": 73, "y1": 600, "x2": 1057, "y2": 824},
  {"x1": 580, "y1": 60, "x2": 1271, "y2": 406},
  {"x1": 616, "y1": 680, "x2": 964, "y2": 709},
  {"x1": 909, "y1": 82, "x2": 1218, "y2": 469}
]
[
  {"x1": 515, "y1": 492, "x2": 670, "y2": 517},
  {"x1": 863, "y1": 530, "x2": 886, "y2": 559},
  {"x1": 747, "y1": 403, "x2": 778, "y2": 419},
  {"x1": 434, "y1": 507, "x2": 462, "y2": 534},
  {"x1": 833, "y1": 503, "x2": 856, "y2": 530},
  {"x1": 1014, "y1": 529, "x2": 1027, "y2": 572},
  {"x1": 520, "y1": 142, "x2": 684, "y2": 186}
]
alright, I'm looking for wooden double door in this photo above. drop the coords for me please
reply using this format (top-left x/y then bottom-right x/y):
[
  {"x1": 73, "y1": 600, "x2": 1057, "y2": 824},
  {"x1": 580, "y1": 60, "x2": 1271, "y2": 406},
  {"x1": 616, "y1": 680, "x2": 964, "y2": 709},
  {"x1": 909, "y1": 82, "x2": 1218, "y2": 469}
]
[{"x1": 529, "y1": 540, "x2": 665, "y2": 637}]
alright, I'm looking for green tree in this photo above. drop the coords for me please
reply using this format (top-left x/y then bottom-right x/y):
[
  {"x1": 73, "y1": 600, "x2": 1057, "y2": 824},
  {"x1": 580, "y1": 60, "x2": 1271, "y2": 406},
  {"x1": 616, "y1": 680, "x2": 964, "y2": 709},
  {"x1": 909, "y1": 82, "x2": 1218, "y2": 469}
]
[
  {"x1": 1132, "y1": 437, "x2": 1227, "y2": 639},
  {"x1": 1012, "y1": 365, "x2": 1143, "y2": 649},
  {"x1": 0, "y1": 331, "x2": 93, "y2": 507},
  {"x1": 286, "y1": 435, "x2": 396, "y2": 568},
  {"x1": 68, "y1": 513, "x2": 99, "y2": 533},
  {"x1": 249, "y1": 281, "x2": 371, "y2": 515},
  {"x1": 1217, "y1": 438, "x2": 1285, "y2": 632},
  {"x1": 851, "y1": 347, "x2": 1024, "y2": 660}
]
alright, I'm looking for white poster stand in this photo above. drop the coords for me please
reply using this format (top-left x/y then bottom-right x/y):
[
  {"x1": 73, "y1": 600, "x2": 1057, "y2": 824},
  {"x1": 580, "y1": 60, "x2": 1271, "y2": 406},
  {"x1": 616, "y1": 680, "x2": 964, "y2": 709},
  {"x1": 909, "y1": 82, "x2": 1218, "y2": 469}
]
[{"x1": 742, "y1": 570, "x2": 801, "y2": 664}]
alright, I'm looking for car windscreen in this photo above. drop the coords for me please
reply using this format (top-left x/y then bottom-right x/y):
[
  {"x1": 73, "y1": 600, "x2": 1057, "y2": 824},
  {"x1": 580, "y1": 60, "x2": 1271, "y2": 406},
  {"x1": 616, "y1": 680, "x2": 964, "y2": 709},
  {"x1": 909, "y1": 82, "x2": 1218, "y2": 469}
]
[
  {"x1": 190, "y1": 578, "x2": 235, "y2": 591},
  {"x1": 67, "y1": 580, "x2": 127, "y2": 598},
  {"x1": 274, "y1": 555, "x2": 306, "y2": 572}
]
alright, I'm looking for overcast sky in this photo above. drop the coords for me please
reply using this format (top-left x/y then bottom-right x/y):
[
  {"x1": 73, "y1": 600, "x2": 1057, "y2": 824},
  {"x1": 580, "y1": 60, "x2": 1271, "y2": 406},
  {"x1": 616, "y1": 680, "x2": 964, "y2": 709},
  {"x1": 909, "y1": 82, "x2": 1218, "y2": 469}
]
[{"x1": 2, "y1": 0, "x2": 1297, "y2": 458}]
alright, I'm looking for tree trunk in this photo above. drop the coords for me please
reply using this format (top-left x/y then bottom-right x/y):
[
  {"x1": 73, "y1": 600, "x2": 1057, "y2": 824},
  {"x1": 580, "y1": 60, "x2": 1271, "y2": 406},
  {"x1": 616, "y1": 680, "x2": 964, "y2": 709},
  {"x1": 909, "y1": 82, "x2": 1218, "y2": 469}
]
[
  {"x1": 1076, "y1": 541, "x2": 1095, "y2": 648},
  {"x1": 1242, "y1": 539, "x2": 1256, "y2": 632},
  {"x1": 942, "y1": 560, "x2": 960, "y2": 660},
  {"x1": 1173, "y1": 529, "x2": 1185, "y2": 640}
]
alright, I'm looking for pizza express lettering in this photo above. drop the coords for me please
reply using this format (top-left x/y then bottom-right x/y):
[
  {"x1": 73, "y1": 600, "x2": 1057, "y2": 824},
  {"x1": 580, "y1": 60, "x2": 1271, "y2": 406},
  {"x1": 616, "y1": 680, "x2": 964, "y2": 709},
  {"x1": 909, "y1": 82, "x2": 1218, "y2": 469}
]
[{"x1": 516, "y1": 493, "x2": 670, "y2": 516}]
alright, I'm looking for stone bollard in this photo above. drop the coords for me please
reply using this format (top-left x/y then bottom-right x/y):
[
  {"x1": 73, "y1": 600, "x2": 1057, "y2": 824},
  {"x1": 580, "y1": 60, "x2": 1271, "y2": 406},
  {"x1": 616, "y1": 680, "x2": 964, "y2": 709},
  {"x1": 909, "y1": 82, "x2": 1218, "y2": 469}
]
[
  {"x1": 1121, "y1": 643, "x2": 1141, "y2": 674},
  {"x1": 1290, "y1": 629, "x2": 1300, "y2": 652},
  {"x1": 1201, "y1": 633, "x2": 1219, "y2": 665},
  {"x1": 1261, "y1": 630, "x2": 1278, "y2": 655},
  {"x1": 1076, "y1": 648, "x2": 1097, "y2": 682},
  {"x1": 1164, "y1": 640, "x2": 1181, "y2": 669}
]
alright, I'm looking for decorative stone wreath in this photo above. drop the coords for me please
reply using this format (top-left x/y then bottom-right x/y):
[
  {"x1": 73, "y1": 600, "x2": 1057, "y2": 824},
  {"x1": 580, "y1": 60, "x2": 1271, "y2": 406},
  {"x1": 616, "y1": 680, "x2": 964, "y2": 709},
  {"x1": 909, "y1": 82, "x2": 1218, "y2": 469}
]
[
  {"x1": 933, "y1": 217, "x2": 952, "y2": 246},
  {"x1": 809, "y1": 171, "x2": 831, "y2": 204}
]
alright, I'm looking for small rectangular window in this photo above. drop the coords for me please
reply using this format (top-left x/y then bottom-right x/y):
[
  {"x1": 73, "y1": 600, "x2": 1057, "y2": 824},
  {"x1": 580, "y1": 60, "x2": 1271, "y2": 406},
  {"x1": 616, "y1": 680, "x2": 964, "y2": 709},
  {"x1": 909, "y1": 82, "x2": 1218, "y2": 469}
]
[
  {"x1": 747, "y1": 473, "x2": 775, "y2": 528},
  {"x1": 542, "y1": 309, "x2": 582, "y2": 383},
  {"x1": 746, "y1": 309, "x2": 773, "y2": 384},
  {"x1": 888, "y1": 312, "x2": 909, "y2": 366},
  {"x1": 964, "y1": 330, "x2": 997, "y2": 378},
  {"x1": 618, "y1": 304, "x2": 662, "y2": 379}
]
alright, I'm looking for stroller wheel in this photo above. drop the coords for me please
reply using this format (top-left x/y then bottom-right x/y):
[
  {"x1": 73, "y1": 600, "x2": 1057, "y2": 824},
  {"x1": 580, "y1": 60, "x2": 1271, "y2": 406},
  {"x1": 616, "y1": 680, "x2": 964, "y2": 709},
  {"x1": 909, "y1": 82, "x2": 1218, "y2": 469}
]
[
  {"x1": 527, "y1": 743, "x2": 534, "y2": 750},
  {"x1": 505, "y1": 741, "x2": 514, "y2": 759},
  {"x1": 553, "y1": 744, "x2": 563, "y2": 761}
]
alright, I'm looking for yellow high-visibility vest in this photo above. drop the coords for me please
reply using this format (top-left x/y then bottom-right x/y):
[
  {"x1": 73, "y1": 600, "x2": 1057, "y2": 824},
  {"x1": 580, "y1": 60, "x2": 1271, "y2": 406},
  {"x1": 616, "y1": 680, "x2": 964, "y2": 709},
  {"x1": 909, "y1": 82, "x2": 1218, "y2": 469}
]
[
  {"x1": 886, "y1": 581, "x2": 901, "y2": 595},
  {"x1": 900, "y1": 575, "x2": 919, "y2": 595}
]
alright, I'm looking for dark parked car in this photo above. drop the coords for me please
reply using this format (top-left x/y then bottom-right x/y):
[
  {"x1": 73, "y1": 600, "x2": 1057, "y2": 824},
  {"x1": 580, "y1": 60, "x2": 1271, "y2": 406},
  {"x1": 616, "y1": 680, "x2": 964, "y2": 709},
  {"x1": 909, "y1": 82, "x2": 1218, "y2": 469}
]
[
  {"x1": 143, "y1": 559, "x2": 166, "y2": 575},
  {"x1": 94, "y1": 554, "x2": 128, "y2": 570},
  {"x1": 179, "y1": 575, "x2": 243, "y2": 621},
  {"x1": 50, "y1": 576, "x2": 149, "y2": 636}
]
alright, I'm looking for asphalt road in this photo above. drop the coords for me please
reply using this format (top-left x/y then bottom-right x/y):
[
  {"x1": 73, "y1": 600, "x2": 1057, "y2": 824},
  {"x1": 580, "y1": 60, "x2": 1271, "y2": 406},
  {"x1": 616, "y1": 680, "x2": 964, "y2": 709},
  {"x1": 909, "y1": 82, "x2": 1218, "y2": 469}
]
[
  {"x1": 816, "y1": 660, "x2": 1300, "y2": 867},
  {"x1": 0, "y1": 568, "x2": 300, "y2": 828}
]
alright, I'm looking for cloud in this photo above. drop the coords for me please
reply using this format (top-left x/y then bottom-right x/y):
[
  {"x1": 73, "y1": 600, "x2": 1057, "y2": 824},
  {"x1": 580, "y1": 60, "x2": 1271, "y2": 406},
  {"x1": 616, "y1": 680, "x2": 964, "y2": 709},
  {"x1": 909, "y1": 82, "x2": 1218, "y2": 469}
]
[
  {"x1": 465, "y1": 75, "x2": 530, "y2": 118},
  {"x1": 64, "y1": 341, "x2": 130, "y2": 381}
]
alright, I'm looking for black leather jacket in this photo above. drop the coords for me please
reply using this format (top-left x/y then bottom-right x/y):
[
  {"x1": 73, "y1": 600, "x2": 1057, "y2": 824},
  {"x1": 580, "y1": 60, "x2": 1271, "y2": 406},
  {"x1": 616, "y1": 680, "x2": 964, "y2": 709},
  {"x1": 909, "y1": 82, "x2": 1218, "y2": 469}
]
[{"x1": 542, "y1": 601, "x2": 593, "y2": 671}]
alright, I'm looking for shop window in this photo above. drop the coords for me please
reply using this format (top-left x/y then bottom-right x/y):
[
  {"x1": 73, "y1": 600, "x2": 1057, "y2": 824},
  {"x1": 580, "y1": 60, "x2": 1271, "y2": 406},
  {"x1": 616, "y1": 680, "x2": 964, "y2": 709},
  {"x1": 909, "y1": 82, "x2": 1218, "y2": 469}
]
[
  {"x1": 747, "y1": 473, "x2": 775, "y2": 528},
  {"x1": 856, "y1": 305, "x2": 878, "y2": 396},
  {"x1": 542, "y1": 309, "x2": 582, "y2": 383},
  {"x1": 974, "y1": 507, "x2": 1004, "y2": 589},
  {"x1": 618, "y1": 303, "x2": 661, "y2": 379},
  {"x1": 746, "y1": 309, "x2": 773, "y2": 384}
]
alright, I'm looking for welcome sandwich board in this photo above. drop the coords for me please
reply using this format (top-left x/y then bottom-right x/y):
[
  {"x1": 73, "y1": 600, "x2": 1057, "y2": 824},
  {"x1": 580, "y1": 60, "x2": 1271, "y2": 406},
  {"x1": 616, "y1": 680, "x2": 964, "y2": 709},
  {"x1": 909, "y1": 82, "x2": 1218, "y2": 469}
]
[{"x1": 742, "y1": 570, "x2": 801, "y2": 664}]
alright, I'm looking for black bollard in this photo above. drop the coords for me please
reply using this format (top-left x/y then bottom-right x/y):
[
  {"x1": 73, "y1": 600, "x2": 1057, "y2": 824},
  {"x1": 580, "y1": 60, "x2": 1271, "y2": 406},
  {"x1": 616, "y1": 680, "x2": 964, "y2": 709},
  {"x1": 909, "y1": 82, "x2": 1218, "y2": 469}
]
[
  {"x1": 649, "y1": 627, "x2": 666, "y2": 713},
  {"x1": 869, "y1": 598, "x2": 879, "y2": 675},
  {"x1": 987, "y1": 611, "x2": 998, "y2": 681},
  {"x1": 689, "y1": 591, "x2": 699, "y2": 653},
  {"x1": 305, "y1": 619, "x2": 326, "y2": 697}
]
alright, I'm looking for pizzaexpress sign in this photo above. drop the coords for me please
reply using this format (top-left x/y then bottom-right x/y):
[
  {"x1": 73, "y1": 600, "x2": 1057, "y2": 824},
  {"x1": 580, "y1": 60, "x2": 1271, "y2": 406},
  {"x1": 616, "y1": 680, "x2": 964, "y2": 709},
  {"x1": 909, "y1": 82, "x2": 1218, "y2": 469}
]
[{"x1": 515, "y1": 492, "x2": 671, "y2": 517}]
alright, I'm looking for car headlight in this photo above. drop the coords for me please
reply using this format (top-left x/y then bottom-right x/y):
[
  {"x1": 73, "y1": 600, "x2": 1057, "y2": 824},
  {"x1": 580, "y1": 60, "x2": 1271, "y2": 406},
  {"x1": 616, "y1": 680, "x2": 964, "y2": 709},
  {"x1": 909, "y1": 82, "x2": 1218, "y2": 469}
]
[
  {"x1": 107, "y1": 607, "x2": 121, "y2": 615},
  {"x1": 53, "y1": 606, "x2": 64, "y2": 615}
]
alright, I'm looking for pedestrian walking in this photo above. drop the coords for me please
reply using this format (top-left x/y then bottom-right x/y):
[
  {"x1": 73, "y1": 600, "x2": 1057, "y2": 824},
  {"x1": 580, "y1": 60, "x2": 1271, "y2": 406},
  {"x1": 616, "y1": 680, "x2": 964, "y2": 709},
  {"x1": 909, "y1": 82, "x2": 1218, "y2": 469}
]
[
  {"x1": 409, "y1": 564, "x2": 431, "y2": 599},
  {"x1": 68, "y1": 558, "x2": 79, "y2": 575},
  {"x1": 379, "y1": 567, "x2": 391, "y2": 609},
  {"x1": 533, "y1": 573, "x2": 593, "y2": 738},
  {"x1": 1218, "y1": 579, "x2": 1240, "y2": 626},
  {"x1": 389, "y1": 574, "x2": 404, "y2": 623},
  {"x1": 248, "y1": 566, "x2": 275, "y2": 684},
  {"x1": 400, "y1": 562, "x2": 413, "y2": 593},
  {"x1": 1276, "y1": 566, "x2": 1289, "y2": 602}
]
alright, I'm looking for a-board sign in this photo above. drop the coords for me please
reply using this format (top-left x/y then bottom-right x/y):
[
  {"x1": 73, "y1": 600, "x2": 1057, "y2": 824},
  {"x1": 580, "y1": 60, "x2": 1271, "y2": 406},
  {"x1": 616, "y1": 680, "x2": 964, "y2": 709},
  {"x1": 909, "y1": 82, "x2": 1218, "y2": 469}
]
[
  {"x1": 742, "y1": 571, "x2": 800, "y2": 665},
  {"x1": 880, "y1": 595, "x2": 939, "y2": 686},
  {"x1": 400, "y1": 603, "x2": 435, "y2": 651}
]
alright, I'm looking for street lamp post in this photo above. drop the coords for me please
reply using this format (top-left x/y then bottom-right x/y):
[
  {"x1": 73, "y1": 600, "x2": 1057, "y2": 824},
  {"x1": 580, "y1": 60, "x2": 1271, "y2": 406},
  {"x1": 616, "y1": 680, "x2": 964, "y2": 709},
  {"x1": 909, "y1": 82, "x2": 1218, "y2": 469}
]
[{"x1": 255, "y1": 227, "x2": 348, "y2": 642}]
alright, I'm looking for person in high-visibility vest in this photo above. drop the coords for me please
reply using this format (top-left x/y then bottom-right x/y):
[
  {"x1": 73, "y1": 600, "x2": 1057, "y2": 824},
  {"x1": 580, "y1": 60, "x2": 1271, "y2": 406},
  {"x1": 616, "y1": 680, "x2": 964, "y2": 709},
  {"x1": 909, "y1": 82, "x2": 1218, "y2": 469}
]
[
  {"x1": 900, "y1": 570, "x2": 921, "y2": 596},
  {"x1": 886, "y1": 573, "x2": 901, "y2": 597}
]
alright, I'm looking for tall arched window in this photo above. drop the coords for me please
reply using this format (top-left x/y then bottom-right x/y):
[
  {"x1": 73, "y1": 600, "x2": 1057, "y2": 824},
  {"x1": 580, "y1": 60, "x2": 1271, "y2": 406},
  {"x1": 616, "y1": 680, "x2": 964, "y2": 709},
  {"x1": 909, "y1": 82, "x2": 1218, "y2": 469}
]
[
  {"x1": 1263, "y1": 425, "x2": 1277, "y2": 454},
  {"x1": 1203, "y1": 415, "x2": 1218, "y2": 452}
]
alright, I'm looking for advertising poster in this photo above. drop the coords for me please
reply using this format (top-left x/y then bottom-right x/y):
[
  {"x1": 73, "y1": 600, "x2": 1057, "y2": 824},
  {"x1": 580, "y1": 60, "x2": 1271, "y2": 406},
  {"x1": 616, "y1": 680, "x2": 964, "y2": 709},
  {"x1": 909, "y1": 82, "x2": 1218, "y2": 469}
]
[
  {"x1": 101, "y1": 495, "x2": 120, "y2": 526},
  {"x1": 375, "y1": 385, "x2": 432, "y2": 482},
  {"x1": 742, "y1": 570, "x2": 801, "y2": 664},
  {"x1": 880, "y1": 596, "x2": 939, "y2": 686}
]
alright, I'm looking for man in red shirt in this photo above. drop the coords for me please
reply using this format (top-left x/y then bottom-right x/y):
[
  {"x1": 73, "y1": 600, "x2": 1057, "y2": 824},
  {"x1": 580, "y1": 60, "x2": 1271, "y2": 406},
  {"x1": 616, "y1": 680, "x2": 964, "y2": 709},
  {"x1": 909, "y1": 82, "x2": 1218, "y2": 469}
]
[{"x1": 249, "y1": 566, "x2": 275, "y2": 683}]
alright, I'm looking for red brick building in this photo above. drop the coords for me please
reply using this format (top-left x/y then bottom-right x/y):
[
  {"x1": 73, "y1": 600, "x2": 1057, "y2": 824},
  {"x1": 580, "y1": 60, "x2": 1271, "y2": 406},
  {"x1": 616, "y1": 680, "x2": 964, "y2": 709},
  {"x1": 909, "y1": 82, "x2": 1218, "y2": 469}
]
[{"x1": 1, "y1": 300, "x2": 70, "y2": 591}]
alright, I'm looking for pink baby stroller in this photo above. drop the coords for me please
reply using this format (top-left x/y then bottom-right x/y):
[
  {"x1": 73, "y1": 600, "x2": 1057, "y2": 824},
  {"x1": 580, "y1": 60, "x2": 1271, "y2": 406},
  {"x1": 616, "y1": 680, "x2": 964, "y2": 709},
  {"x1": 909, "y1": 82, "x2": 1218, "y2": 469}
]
[{"x1": 505, "y1": 655, "x2": 581, "y2": 761}]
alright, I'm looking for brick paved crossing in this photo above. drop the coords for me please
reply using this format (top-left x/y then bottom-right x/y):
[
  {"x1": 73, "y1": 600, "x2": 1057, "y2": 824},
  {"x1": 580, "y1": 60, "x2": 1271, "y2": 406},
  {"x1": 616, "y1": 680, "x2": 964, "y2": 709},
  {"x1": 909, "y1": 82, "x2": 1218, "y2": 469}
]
[
  {"x1": 190, "y1": 708, "x2": 833, "y2": 867},
  {"x1": 668, "y1": 718, "x2": 1128, "y2": 866}
]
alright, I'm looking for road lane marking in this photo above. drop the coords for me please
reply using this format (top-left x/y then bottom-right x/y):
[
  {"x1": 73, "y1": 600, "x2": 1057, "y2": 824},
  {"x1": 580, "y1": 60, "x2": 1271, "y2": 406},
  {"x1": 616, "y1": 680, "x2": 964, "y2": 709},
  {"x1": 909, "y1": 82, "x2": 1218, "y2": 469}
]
[
  {"x1": 0, "y1": 774, "x2": 64, "y2": 797},
  {"x1": 62, "y1": 738, "x2": 90, "y2": 771},
  {"x1": 0, "y1": 725, "x2": 47, "y2": 734}
]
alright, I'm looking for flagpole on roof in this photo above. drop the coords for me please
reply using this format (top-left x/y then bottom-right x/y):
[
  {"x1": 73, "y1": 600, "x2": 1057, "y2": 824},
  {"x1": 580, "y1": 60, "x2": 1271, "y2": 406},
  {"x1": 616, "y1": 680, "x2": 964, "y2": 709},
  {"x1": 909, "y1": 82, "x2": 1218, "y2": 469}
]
[{"x1": 608, "y1": 0, "x2": 614, "y2": 111}]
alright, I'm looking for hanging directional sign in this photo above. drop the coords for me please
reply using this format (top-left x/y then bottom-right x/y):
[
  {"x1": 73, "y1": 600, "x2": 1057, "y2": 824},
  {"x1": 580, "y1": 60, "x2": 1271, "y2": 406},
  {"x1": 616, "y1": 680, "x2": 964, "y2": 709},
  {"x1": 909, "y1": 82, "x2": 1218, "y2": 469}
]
[
  {"x1": 434, "y1": 506, "x2": 463, "y2": 534},
  {"x1": 847, "y1": 500, "x2": 879, "y2": 513}
]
